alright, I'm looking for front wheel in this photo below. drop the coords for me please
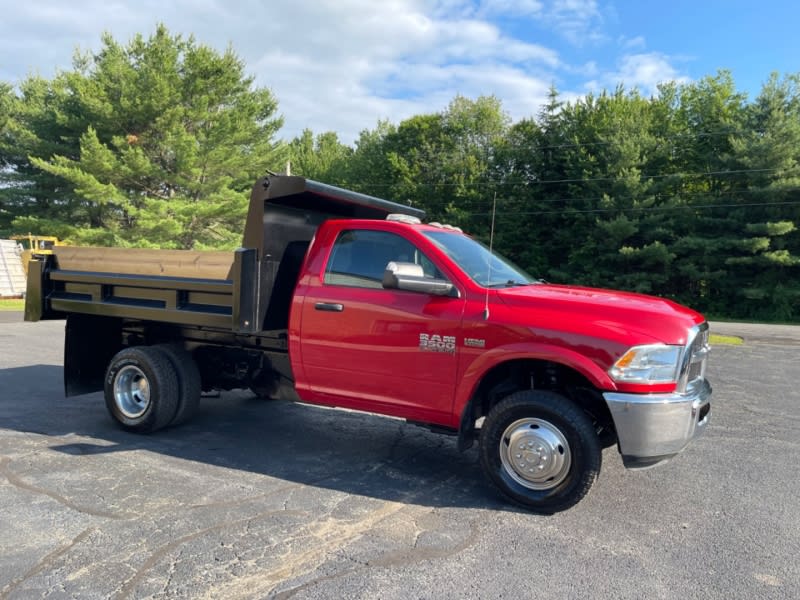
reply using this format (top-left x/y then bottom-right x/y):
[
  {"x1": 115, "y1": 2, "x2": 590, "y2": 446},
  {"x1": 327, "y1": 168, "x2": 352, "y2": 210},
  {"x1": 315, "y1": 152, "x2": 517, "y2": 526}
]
[{"x1": 479, "y1": 390, "x2": 601, "y2": 513}]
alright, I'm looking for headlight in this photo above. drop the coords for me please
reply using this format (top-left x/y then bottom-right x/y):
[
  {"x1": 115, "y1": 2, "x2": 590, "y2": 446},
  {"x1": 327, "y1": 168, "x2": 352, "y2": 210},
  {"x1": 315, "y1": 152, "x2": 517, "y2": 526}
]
[{"x1": 609, "y1": 344, "x2": 681, "y2": 384}]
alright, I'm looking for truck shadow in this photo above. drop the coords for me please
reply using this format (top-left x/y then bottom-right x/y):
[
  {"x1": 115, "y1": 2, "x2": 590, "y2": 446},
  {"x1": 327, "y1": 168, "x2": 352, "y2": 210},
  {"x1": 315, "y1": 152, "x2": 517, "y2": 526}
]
[{"x1": 1, "y1": 365, "x2": 505, "y2": 512}]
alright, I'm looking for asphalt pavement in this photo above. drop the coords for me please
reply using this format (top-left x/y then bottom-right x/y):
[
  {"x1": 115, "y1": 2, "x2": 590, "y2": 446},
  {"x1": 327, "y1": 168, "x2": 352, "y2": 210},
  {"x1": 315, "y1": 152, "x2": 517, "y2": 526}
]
[{"x1": 0, "y1": 313, "x2": 798, "y2": 599}]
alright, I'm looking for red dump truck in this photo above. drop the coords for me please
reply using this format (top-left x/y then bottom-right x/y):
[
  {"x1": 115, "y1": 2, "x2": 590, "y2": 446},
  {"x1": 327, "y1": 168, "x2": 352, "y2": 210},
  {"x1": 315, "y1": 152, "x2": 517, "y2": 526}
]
[{"x1": 25, "y1": 175, "x2": 711, "y2": 512}]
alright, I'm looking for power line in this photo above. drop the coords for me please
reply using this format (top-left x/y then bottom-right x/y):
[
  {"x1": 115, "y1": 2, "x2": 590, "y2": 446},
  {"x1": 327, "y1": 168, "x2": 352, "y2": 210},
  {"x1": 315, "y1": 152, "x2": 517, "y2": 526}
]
[
  {"x1": 356, "y1": 167, "x2": 792, "y2": 189},
  {"x1": 464, "y1": 200, "x2": 800, "y2": 217},
  {"x1": 335, "y1": 125, "x2": 780, "y2": 168},
  {"x1": 519, "y1": 128, "x2": 743, "y2": 152},
  {"x1": 340, "y1": 125, "x2": 752, "y2": 155},
  {"x1": 415, "y1": 186, "x2": 800, "y2": 212},
  {"x1": 507, "y1": 168, "x2": 782, "y2": 186}
]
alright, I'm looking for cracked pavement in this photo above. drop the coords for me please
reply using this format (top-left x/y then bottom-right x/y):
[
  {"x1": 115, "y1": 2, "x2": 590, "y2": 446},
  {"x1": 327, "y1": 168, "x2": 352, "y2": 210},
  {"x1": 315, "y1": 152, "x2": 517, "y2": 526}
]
[{"x1": 1, "y1": 314, "x2": 799, "y2": 599}]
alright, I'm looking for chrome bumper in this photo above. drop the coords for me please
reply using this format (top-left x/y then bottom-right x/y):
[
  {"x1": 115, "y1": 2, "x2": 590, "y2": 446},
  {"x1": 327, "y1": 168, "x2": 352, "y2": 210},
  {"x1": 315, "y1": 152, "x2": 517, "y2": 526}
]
[{"x1": 603, "y1": 379, "x2": 712, "y2": 469}]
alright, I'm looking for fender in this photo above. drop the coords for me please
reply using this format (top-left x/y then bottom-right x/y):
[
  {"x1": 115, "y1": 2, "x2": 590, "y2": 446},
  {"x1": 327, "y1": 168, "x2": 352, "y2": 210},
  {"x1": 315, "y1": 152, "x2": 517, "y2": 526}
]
[{"x1": 453, "y1": 341, "x2": 618, "y2": 427}]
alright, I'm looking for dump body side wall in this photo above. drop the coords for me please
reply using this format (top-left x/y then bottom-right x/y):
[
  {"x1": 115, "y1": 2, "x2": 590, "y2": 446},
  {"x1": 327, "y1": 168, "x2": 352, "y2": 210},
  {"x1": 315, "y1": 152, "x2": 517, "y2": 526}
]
[{"x1": 27, "y1": 248, "x2": 257, "y2": 331}]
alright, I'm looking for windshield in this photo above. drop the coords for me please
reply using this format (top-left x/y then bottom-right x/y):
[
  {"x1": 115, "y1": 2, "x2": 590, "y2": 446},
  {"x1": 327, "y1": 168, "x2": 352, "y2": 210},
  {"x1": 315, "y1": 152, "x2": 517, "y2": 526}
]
[{"x1": 423, "y1": 230, "x2": 538, "y2": 287}]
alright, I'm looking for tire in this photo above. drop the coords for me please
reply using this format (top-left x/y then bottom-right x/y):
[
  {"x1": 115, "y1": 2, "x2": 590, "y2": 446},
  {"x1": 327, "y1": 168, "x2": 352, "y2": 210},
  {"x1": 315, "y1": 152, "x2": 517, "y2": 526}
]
[
  {"x1": 479, "y1": 390, "x2": 601, "y2": 513},
  {"x1": 250, "y1": 371, "x2": 287, "y2": 401},
  {"x1": 250, "y1": 383, "x2": 278, "y2": 400},
  {"x1": 154, "y1": 344, "x2": 202, "y2": 425},
  {"x1": 104, "y1": 346, "x2": 179, "y2": 433}
]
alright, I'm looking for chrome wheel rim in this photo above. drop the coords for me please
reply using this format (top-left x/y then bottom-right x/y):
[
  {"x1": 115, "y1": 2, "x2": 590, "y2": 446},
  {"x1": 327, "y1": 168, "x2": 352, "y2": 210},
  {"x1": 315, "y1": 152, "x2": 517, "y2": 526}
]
[
  {"x1": 499, "y1": 418, "x2": 571, "y2": 490},
  {"x1": 113, "y1": 365, "x2": 151, "y2": 419}
]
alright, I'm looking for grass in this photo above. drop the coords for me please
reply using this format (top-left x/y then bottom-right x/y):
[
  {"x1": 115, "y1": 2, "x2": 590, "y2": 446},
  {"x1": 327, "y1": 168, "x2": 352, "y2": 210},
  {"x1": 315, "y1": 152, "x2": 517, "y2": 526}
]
[
  {"x1": 709, "y1": 333, "x2": 744, "y2": 346},
  {"x1": 0, "y1": 298, "x2": 25, "y2": 311}
]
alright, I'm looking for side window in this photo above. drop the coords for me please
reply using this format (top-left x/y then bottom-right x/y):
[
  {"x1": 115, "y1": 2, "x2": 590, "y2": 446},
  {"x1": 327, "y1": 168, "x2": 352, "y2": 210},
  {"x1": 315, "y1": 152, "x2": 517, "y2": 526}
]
[{"x1": 325, "y1": 230, "x2": 445, "y2": 289}]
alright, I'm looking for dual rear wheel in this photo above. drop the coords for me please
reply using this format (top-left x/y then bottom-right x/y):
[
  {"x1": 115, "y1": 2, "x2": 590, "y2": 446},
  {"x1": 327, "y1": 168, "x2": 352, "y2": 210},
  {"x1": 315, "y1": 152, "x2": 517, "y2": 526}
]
[{"x1": 104, "y1": 345, "x2": 201, "y2": 433}]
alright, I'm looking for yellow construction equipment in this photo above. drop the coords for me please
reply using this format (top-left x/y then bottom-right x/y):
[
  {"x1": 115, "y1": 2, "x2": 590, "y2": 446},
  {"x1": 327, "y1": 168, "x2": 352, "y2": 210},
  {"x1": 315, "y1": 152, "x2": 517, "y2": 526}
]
[{"x1": 11, "y1": 234, "x2": 60, "y2": 275}]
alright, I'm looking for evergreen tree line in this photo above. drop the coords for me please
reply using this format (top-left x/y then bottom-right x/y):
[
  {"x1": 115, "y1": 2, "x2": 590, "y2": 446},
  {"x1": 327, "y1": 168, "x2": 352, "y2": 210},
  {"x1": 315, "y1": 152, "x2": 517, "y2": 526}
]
[{"x1": 1, "y1": 27, "x2": 798, "y2": 321}]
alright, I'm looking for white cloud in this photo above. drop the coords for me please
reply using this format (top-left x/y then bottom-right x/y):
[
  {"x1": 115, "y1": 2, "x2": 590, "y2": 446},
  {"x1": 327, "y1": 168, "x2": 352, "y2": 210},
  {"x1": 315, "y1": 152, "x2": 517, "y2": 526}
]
[
  {"x1": 618, "y1": 35, "x2": 646, "y2": 50},
  {"x1": 572, "y1": 60, "x2": 599, "y2": 77},
  {"x1": 472, "y1": 0, "x2": 605, "y2": 46},
  {"x1": 0, "y1": 0, "x2": 567, "y2": 143},
  {"x1": 543, "y1": 0, "x2": 605, "y2": 45},
  {"x1": 0, "y1": 0, "x2": 684, "y2": 145},
  {"x1": 234, "y1": 0, "x2": 564, "y2": 142},
  {"x1": 477, "y1": 0, "x2": 545, "y2": 17},
  {"x1": 585, "y1": 52, "x2": 690, "y2": 96}
]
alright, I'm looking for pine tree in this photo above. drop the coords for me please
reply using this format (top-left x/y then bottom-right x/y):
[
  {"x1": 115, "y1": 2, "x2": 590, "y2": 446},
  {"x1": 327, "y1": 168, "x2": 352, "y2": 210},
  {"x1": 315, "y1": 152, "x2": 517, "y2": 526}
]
[
  {"x1": 288, "y1": 130, "x2": 353, "y2": 184},
  {"x1": 5, "y1": 25, "x2": 285, "y2": 249},
  {"x1": 724, "y1": 74, "x2": 800, "y2": 319}
]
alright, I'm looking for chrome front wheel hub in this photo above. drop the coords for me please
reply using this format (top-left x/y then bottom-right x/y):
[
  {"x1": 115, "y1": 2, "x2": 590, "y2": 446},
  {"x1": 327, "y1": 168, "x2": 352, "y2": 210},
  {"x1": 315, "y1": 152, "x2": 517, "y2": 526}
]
[
  {"x1": 113, "y1": 365, "x2": 151, "y2": 418},
  {"x1": 499, "y1": 418, "x2": 571, "y2": 490}
]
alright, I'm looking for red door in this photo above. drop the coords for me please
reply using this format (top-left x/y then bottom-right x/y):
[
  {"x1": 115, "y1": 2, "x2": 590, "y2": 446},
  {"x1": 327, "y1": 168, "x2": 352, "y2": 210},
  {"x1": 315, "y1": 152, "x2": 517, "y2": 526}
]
[{"x1": 298, "y1": 228, "x2": 464, "y2": 425}]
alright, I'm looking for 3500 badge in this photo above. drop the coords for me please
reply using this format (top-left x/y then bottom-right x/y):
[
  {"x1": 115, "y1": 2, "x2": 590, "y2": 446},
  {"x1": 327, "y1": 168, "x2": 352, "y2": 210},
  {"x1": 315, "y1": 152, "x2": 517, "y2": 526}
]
[{"x1": 419, "y1": 333, "x2": 456, "y2": 354}]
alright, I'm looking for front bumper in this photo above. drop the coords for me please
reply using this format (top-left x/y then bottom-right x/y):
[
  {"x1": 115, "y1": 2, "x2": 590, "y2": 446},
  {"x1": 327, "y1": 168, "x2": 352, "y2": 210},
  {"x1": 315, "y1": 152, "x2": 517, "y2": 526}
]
[{"x1": 603, "y1": 379, "x2": 712, "y2": 469}]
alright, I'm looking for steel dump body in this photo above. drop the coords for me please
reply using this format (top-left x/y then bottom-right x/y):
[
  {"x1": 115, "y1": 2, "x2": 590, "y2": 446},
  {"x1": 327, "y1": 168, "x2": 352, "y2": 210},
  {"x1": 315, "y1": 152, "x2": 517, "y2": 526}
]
[
  {"x1": 26, "y1": 176, "x2": 424, "y2": 332},
  {"x1": 28, "y1": 247, "x2": 243, "y2": 329}
]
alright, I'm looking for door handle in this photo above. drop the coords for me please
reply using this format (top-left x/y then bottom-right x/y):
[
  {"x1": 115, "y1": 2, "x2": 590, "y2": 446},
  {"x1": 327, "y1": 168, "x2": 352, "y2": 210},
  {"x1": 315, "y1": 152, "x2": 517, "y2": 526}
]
[{"x1": 315, "y1": 302, "x2": 344, "y2": 312}]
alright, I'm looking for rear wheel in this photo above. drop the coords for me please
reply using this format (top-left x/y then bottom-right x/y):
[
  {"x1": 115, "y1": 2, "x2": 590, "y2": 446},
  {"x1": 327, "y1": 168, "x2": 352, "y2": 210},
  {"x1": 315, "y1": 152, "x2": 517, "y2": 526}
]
[
  {"x1": 104, "y1": 346, "x2": 179, "y2": 433},
  {"x1": 479, "y1": 390, "x2": 601, "y2": 513},
  {"x1": 155, "y1": 344, "x2": 202, "y2": 425},
  {"x1": 250, "y1": 383, "x2": 278, "y2": 400},
  {"x1": 250, "y1": 372, "x2": 289, "y2": 401}
]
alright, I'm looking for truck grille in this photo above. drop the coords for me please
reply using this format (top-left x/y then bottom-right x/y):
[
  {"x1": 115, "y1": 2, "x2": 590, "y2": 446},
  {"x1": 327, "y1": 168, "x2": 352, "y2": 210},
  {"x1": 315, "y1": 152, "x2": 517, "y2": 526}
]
[{"x1": 678, "y1": 323, "x2": 709, "y2": 394}]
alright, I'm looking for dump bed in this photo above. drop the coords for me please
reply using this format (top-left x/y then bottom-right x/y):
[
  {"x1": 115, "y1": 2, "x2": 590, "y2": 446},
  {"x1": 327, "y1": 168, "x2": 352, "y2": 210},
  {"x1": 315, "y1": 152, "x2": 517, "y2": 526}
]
[
  {"x1": 25, "y1": 175, "x2": 424, "y2": 333},
  {"x1": 26, "y1": 245, "x2": 249, "y2": 329}
]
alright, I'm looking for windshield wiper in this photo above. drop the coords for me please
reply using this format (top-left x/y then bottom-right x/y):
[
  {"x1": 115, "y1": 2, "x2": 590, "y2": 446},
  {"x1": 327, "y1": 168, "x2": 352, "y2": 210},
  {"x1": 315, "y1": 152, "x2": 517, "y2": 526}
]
[{"x1": 487, "y1": 280, "x2": 535, "y2": 288}]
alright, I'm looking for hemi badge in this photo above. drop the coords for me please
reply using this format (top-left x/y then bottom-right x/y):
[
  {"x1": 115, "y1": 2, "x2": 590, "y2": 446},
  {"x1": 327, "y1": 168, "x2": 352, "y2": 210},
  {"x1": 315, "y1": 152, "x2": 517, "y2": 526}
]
[{"x1": 464, "y1": 338, "x2": 486, "y2": 348}]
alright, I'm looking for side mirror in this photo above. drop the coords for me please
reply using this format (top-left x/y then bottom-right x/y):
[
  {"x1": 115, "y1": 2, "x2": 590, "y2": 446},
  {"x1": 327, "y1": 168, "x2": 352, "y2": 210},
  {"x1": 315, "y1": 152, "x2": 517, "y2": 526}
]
[{"x1": 382, "y1": 262, "x2": 455, "y2": 296}]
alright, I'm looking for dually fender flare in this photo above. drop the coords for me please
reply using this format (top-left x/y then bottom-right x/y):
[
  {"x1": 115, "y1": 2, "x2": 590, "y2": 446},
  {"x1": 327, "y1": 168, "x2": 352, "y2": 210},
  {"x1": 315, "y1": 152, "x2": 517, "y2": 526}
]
[{"x1": 454, "y1": 342, "x2": 616, "y2": 430}]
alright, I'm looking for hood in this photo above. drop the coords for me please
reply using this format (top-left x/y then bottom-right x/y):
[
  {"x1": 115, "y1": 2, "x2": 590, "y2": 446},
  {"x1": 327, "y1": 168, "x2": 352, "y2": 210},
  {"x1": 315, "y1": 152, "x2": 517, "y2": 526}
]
[{"x1": 494, "y1": 283, "x2": 705, "y2": 347}]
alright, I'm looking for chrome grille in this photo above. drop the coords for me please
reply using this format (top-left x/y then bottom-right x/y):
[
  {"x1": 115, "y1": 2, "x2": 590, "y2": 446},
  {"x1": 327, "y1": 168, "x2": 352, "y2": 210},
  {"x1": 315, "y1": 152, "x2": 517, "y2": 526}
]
[{"x1": 678, "y1": 323, "x2": 709, "y2": 394}]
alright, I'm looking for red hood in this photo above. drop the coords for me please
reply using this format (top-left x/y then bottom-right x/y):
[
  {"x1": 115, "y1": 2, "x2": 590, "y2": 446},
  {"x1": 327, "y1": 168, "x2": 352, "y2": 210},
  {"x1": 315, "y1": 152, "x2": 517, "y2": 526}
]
[{"x1": 494, "y1": 283, "x2": 705, "y2": 347}]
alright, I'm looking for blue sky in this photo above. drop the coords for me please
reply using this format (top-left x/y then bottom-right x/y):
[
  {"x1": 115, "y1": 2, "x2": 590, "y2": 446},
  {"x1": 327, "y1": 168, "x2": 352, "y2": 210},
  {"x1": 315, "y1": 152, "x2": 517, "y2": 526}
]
[
  {"x1": 569, "y1": 0, "x2": 799, "y2": 96},
  {"x1": 0, "y1": 0, "x2": 797, "y2": 143}
]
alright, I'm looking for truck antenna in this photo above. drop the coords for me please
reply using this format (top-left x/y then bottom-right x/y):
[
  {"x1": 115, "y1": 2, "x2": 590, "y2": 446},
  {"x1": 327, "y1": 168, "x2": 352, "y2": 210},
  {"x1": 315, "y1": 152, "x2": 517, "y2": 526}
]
[{"x1": 484, "y1": 191, "x2": 497, "y2": 320}]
